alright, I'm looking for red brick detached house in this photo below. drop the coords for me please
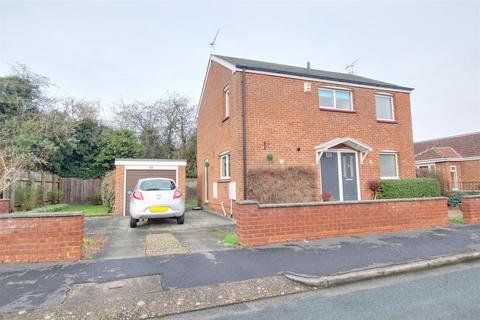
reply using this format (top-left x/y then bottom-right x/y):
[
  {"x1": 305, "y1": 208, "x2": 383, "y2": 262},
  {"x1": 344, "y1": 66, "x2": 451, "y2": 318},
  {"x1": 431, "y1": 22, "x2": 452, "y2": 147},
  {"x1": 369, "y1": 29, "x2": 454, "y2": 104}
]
[
  {"x1": 415, "y1": 132, "x2": 480, "y2": 191},
  {"x1": 197, "y1": 55, "x2": 416, "y2": 215}
]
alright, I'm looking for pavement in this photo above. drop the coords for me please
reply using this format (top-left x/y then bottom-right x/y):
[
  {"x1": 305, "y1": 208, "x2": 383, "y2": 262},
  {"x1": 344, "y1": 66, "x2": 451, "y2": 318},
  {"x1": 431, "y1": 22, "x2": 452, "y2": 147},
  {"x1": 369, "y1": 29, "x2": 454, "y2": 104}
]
[
  {"x1": 85, "y1": 209, "x2": 236, "y2": 259},
  {"x1": 168, "y1": 259, "x2": 480, "y2": 320},
  {"x1": 1, "y1": 222, "x2": 480, "y2": 315}
]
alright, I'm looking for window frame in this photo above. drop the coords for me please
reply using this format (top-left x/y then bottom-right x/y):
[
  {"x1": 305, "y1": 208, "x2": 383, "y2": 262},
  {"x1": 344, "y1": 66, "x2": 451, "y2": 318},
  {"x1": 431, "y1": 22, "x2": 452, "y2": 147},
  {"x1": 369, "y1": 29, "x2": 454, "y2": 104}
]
[
  {"x1": 379, "y1": 152, "x2": 399, "y2": 179},
  {"x1": 224, "y1": 85, "x2": 230, "y2": 119},
  {"x1": 220, "y1": 152, "x2": 231, "y2": 180},
  {"x1": 450, "y1": 165, "x2": 459, "y2": 190},
  {"x1": 375, "y1": 94, "x2": 395, "y2": 121},
  {"x1": 318, "y1": 87, "x2": 354, "y2": 111}
]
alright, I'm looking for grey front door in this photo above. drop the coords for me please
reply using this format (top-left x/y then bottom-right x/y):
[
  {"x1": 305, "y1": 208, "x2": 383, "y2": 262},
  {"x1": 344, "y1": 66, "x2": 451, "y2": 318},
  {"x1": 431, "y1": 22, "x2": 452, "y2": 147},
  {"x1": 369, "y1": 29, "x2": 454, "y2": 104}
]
[
  {"x1": 341, "y1": 153, "x2": 358, "y2": 201},
  {"x1": 320, "y1": 152, "x2": 340, "y2": 201},
  {"x1": 320, "y1": 151, "x2": 359, "y2": 201}
]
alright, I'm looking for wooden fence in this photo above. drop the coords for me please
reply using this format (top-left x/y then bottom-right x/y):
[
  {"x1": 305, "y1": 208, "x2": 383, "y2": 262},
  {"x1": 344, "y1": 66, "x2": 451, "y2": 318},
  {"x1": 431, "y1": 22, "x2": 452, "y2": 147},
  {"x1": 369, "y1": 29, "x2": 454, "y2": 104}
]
[
  {"x1": 1, "y1": 170, "x2": 102, "y2": 210},
  {"x1": 60, "y1": 178, "x2": 102, "y2": 205}
]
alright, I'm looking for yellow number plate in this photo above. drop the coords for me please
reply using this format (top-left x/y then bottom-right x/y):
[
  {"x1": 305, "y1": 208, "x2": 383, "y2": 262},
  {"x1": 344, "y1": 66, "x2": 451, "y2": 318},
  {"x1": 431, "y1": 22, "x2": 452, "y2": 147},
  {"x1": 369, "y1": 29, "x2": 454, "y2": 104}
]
[{"x1": 150, "y1": 206, "x2": 169, "y2": 213}]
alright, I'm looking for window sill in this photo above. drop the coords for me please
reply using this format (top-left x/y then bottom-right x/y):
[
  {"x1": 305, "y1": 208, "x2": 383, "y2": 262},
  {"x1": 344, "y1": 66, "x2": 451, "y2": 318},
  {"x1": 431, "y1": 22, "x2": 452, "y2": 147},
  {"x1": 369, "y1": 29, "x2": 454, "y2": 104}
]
[
  {"x1": 222, "y1": 116, "x2": 230, "y2": 122},
  {"x1": 319, "y1": 107, "x2": 356, "y2": 114},
  {"x1": 377, "y1": 119, "x2": 398, "y2": 124},
  {"x1": 218, "y1": 178, "x2": 231, "y2": 183},
  {"x1": 380, "y1": 177, "x2": 400, "y2": 180}
]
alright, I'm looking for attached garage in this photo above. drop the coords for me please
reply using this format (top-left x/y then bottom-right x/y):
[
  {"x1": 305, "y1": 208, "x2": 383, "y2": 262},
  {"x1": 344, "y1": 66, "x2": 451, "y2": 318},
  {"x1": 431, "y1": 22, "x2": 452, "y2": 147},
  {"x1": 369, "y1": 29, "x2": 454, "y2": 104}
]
[{"x1": 114, "y1": 159, "x2": 187, "y2": 216}]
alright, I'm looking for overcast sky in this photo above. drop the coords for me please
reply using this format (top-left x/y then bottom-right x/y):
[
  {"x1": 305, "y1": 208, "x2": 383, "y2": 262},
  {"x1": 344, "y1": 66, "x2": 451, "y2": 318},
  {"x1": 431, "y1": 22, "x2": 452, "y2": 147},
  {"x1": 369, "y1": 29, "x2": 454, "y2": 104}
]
[{"x1": 0, "y1": 0, "x2": 479, "y2": 141}]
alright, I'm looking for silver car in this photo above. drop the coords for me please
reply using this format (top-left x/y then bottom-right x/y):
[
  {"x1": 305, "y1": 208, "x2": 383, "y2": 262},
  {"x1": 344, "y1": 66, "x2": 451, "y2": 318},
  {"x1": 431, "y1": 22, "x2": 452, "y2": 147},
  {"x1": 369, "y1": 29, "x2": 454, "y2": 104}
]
[{"x1": 128, "y1": 178, "x2": 185, "y2": 228}]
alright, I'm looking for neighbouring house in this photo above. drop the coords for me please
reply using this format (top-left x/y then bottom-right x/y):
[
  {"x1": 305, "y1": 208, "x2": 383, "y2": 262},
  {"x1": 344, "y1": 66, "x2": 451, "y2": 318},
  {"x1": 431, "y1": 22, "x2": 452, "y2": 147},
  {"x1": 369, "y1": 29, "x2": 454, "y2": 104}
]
[
  {"x1": 197, "y1": 55, "x2": 416, "y2": 215},
  {"x1": 415, "y1": 132, "x2": 480, "y2": 192}
]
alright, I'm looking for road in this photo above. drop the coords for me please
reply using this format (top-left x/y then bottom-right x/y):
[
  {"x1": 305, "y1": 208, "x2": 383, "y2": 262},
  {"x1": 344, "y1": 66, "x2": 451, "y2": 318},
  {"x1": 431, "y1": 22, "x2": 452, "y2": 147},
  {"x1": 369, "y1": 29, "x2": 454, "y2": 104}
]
[
  {"x1": 167, "y1": 261, "x2": 480, "y2": 320},
  {"x1": 2, "y1": 223, "x2": 480, "y2": 313}
]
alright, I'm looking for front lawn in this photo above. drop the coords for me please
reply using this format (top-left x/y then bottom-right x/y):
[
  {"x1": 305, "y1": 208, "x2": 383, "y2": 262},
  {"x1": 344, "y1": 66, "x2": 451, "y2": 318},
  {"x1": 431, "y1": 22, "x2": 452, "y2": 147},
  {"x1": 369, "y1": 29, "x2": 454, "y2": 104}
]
[
  {"x1": 186, "y1": 199, "x2": 198, "y2": 206},
  {"x1": 60, "y1": 204, "x2": 110, "y2": 216}
]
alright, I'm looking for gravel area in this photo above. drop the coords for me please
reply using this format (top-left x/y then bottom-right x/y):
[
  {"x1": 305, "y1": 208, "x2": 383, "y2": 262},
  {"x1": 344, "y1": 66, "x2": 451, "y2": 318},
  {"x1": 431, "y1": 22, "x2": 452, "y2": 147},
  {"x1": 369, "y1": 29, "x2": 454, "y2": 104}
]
[
  {"x1": 3, "y1": 276, "x2": 309, "y2": 320},
  {"x1": 145, "y1": 233, "x2": 190, "y2": 256}
]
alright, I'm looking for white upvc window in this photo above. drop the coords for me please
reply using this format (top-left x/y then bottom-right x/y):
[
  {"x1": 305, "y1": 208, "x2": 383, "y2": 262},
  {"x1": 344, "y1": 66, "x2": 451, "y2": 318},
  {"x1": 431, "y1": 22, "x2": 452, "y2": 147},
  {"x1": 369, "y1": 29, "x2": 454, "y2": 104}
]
[
  {"x1": 379, "y1": 152, "x2": 399, "y2": 179},
  {"x1": 375, "y1": 94, "x2": 395, "y2": 121},
  {"x1": 450, "y1": 165, "x2": 459, "y2": 190},
  {"x1": 319, "y1": 88, "x2": 353, "y2": 111},
  {"x1": 220, "y1": 152, "x2": 230, "y2": 179},
  {"x1": 224, "y1": 85, "x2": 230, "y2": 118}
]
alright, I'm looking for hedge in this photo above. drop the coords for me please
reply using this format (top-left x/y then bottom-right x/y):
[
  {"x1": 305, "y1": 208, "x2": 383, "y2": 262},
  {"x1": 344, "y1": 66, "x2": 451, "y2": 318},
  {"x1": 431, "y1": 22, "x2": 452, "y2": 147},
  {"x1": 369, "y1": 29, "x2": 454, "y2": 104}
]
[{"x1": 377, "y1": 178, "x2": 441, "y2": 199}]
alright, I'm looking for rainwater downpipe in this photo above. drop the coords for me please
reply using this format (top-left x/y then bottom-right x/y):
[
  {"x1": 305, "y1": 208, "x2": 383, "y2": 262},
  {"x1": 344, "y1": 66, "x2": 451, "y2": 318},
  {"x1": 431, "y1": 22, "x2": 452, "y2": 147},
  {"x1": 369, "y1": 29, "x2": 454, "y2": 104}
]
[{"x1": 242, "y1": 68, "x2": 248, "y2": 200}]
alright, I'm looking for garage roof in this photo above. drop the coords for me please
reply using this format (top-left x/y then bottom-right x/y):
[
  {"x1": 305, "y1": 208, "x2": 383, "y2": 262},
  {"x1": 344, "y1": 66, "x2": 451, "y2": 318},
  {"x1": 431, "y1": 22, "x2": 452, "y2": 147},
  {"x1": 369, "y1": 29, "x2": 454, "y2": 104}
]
[{"x1": 115, "y1": 159, "x2": 187, "y2": 166}]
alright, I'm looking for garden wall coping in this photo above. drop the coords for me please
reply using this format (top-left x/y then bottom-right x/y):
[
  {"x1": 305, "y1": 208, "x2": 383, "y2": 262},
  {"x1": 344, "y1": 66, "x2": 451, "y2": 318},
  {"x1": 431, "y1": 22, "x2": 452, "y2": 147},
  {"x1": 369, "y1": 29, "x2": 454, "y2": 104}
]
[
  {"x1": 0, "y1": 211, "x2": 84, "y2": 219},
  {"x1": 238, "y1": 197, "x2": 447, "y2": 209}
]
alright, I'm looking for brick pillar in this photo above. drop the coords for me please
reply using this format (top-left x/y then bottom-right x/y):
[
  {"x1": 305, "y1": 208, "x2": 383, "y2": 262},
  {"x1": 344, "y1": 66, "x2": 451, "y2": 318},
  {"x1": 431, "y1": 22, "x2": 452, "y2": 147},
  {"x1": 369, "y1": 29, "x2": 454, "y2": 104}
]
[
  {"x1": 462, "y1": 195, "x2": 480, "y2": 224},
  {"x1": 114, "y1": 165, "x2": 125, "y2": 215},
  {"x1": 235, "y1": 200, "x2": 260, "y2": 246},
  {"x1": 0, "y1": 199, "x2": 10, "y2": 213},
  {"x1": 178, "y1": 165, "x2": 186, "y2": 200}
]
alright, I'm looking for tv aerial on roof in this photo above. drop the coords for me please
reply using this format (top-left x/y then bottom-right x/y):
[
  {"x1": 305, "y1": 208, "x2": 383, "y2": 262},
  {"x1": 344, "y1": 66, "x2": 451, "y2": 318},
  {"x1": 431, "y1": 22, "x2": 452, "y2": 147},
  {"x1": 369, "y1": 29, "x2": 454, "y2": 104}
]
[
  {"x1": 209, "y1": 29, "x2": 220, "y2": 53},
  {"x1": 346, "y1": 59, "x2": 360, "y2": 74}
]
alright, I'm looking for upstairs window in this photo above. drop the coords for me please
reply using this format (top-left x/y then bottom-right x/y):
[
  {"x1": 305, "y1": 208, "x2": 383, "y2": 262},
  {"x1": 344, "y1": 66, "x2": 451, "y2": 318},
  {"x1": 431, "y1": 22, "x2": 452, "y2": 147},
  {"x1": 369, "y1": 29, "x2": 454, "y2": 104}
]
[
  {"x1": 319, "y1": 88, "x2": 353, "y2": 111},
  {"x1": 375, "y1": 94, "x2": 394, "y2": 121},
  {"x1": 379, "y1": 152, "x2": 399, "y2": 179},
  {"x1": 220, "y1": 152, "x2": 230, "y2": 179},
  {"x1": 224, "y1": 85, "x2": 230, "y2": 118}
]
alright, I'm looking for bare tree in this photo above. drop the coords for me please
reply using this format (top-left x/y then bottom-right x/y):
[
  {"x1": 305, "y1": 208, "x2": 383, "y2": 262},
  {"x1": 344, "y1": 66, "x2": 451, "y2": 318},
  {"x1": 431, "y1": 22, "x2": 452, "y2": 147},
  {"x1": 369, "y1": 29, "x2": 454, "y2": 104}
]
[
  {"x1": 62, "y1": 98, "x2": 100, "y2": 122},
  {"x1": 0, "y1": 147, "x2": 25, "y2": 193}
]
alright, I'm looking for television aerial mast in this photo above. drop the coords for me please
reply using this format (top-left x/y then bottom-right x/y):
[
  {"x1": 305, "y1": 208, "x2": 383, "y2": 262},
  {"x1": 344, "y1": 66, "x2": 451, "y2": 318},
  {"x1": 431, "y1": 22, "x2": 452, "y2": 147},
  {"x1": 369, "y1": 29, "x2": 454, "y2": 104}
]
[
  {"x1": 345, "y1": 59, "x2": 360, "y2": 74},
  {"x1": 209, "y1": 29, "x2": 220, "y2": 53}
]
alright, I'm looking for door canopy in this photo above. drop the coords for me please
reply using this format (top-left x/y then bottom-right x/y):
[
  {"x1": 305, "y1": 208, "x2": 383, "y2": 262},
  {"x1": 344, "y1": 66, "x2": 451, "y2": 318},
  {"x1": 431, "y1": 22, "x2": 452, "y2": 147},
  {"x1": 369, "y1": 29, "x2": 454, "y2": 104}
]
[{"x1": 315, "y1": 137, "x2": 372, "y2": 164}]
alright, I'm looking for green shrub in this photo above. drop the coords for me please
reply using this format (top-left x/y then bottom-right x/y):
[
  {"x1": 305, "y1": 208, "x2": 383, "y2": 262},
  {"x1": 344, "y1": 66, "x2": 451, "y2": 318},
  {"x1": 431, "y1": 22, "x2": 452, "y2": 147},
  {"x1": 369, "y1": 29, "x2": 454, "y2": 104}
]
[
  {"x1": 86, "y1": 193, "x2": 102, "y2": 205},
  {"x1": 446, "y1": 191, "x2": 480, "y2": 207},
  {"x1": 47, "y1": 190, "x2": 65, "y2": 204},
  {"x1": 34, "y1": 185, "x2": 45, "y2": 208},
  {"x1": 29, "y1": 204, "x2": 69, "y2": 213},
  {"x1": 101, "y1": 171, "x2": 115, "y2": 213},
  {"x1": 377, "y1": 178, "x2": 441, "y2": 199},
  {"x1": 15, "y1": 184, "x2": 35, "y2": 211}
]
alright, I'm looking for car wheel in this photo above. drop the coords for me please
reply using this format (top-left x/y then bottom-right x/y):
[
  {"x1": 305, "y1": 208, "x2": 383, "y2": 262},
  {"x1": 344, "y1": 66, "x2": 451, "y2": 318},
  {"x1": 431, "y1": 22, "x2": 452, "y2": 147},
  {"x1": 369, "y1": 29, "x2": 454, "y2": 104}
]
[
  {"x1": 130, "y1": 218, "x2": 138, "y2": 228},
  {"x1": 176, "y1": 214, "x2": 185, "y2": 225}
]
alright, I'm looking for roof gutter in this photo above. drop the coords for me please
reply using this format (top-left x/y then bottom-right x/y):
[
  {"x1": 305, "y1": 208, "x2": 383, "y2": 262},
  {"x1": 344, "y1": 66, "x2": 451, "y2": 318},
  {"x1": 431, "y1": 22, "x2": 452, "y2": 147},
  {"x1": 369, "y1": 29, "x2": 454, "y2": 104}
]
[{"x1": 241, "y1": 68, "x2": 248, "y2": 200}]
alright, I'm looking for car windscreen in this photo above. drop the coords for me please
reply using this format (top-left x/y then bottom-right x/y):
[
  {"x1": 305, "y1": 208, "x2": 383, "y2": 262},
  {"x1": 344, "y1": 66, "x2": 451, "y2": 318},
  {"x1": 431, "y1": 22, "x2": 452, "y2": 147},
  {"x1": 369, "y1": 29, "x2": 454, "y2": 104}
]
[{"x1": 139, "y1": 179, "x2": 175, "y2": 191}]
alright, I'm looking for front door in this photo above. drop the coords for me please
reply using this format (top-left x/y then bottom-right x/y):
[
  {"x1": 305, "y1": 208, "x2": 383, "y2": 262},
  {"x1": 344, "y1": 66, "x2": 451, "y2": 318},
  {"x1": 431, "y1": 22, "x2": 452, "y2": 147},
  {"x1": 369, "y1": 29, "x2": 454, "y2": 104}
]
[
  {"x1": 341, "y1": 153, "x2": 358, "y2": 201},
  {"x1": 320, "y1": 151, "x2": 359, "y2": 201}
]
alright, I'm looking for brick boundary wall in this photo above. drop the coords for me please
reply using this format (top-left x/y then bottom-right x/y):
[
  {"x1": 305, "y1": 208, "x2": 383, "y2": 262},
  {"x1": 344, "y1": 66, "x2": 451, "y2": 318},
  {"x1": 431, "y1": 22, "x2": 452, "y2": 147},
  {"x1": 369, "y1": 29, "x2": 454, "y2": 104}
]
[
  {"x1": 462, "y1": 195, "x2": 480, "y2": 224},
  {"x1": 236, "y1": 198, "x2": 448, "y2": 246},
  {"x1": 0, "y1": 212, "x2": 84, "y2": 263},
  {"x1": 0, "y1": 199, "x2": 10, "y2": 213}
]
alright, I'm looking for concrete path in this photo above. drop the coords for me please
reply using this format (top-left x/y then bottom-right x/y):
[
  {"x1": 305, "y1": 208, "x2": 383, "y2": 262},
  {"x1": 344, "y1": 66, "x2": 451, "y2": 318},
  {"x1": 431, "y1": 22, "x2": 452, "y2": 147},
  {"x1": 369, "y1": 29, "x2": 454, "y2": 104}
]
[
  {"x1": 85, "y1": 209, "x2": 235, "y2": 259},
  {"x1": 1, "y1": 223, "x2": 480, "y2": 314}
]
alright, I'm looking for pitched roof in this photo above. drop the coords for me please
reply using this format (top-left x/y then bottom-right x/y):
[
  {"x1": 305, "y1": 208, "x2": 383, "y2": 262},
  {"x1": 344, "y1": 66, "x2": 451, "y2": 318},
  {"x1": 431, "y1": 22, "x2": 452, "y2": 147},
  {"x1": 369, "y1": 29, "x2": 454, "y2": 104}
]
[
  {"x1": 213, "y1": 54, "x2": 414, "y2": 92},
  {"x1": 414, "y1": 132, "x2": 480, "y2": 161}
]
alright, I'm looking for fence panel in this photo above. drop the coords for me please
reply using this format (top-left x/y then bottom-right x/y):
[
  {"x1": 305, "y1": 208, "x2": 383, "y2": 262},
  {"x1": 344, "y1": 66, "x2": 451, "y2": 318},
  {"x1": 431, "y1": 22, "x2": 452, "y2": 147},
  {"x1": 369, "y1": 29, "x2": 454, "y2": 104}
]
[
  {"x1": 1, "y1": 171, "x2": 102, "y2": 210},
  {"x1": 60, "y1": 178, "x2": 102, "y2": 205}
]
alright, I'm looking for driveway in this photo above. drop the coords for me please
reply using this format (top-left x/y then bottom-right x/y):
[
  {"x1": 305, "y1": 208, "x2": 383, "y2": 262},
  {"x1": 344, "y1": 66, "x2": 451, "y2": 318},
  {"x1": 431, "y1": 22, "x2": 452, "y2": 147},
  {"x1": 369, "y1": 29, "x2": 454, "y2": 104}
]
[{"x1": 85, "y1": 208, "x2": 236, "y2": 260}]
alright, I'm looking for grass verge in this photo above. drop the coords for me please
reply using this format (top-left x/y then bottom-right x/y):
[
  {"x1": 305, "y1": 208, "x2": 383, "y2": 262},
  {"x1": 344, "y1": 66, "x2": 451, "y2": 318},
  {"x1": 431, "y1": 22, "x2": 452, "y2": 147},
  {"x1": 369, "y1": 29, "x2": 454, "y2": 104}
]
[
  {"x1": 449, "y1": 216, "x2": 465, "y2": 223},
  {"x1": 186, "y1": 199, "x2": 198, "y2": 206},
  {"x1": 212, "y1": 229, "x2": 239, "y2": 247},
  {"x1": 82, "y1": 234, "x2": 107, "y2": 259}
]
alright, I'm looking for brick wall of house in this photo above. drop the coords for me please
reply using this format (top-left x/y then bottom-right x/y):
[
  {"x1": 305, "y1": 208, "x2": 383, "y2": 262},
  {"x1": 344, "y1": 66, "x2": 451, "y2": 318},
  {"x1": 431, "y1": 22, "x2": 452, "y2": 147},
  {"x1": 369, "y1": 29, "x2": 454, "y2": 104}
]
[
  {"x1": 236, "y1": 198, "x2": 448, "y2": 246},
  {"x1": 459, "y1": 160, "x2": 480, "y2": 188},
  {"x1": 114, "y1": 164, "x2": 125, "y2": 215},
  {"x1": 0, "y1": 199, "x2": 10, "y2": 213},
  {"x1": 462, "y1": 195, "x2": 480, "y2": 224},
  {"x1": 197, "y1": 60, "x2": 416, "y2": 215},
  {"x1": 0, "y1": 212, "x2": 84, "y2": 263},
  {"x1": 197, "y1": 61, "x2": 244, "y2": 215}
]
